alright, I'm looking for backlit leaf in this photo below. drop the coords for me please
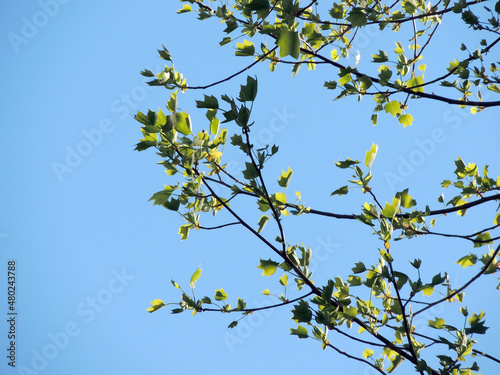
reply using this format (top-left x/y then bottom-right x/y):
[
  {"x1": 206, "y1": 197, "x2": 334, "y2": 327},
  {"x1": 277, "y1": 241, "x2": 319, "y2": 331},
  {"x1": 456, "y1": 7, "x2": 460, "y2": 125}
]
[
  {"x1": 257, "y1": 215, "x2": 270, "y2": 233},
  {"x1": 214, "y1": 288, "x2": 228, "y2": 301},
  {"x1": 190, "y1": 267, "x2": 202, "y2": 289},
  {"x1": 399, "y1": 113, "x2": 413, "y2": 127},
  {"x1": 147, "y1": 299, "x2": 166, "y2": 313},
  {"x1": 276, "y1": 30, "x2": 301, "y2": 59},
  {"x1": 290, "y1": 325, "x2": 309, "y2": 339},
  {"x1": 364, "y1": 143, "x2": 378, "y2": 168},
  {"x1": 258, "y1": 259, "x2": 280, "y2": 276}
]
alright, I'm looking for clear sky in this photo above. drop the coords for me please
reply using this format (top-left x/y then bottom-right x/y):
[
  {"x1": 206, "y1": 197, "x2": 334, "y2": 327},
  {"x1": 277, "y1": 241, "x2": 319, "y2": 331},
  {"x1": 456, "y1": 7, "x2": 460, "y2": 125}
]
[{"x1": 1, "y1": 1, "x2": 499, "y2": 375}]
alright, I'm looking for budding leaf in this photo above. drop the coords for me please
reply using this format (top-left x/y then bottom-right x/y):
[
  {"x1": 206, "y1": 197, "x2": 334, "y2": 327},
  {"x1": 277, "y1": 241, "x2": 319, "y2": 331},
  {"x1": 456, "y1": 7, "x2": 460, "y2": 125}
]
[
  {"x1": 190, "y1": 267, "x2": 202, "y2": 289},
  {"x1": 147, "y1": 299, "x2": 166, "y2": 313}
]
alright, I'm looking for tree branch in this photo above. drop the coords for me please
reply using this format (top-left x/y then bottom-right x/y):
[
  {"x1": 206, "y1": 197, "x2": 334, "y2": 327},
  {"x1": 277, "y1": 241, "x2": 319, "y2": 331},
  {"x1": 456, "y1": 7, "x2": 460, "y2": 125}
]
[
  {"x1": 409, "y1": 224, "x2": 500, "y2": 244},
  {"x1": 413, "y1": 243, "x2": 500, "y2": 317},
  {"x1": 198, "y1": 222, "x2": 240, "y2": 230},
  {"x1": 326, "y1": 342, "x2": 388, "y2": 375},
  {"x1": 387, "y1": 257, "x2": 422, "y2": 368},
  {"x1": 200, "y1": 291, "x2": 315, "y2": 313},
  {"x1": 186, "y1": 47, "x2": 278, "y2": 90}
]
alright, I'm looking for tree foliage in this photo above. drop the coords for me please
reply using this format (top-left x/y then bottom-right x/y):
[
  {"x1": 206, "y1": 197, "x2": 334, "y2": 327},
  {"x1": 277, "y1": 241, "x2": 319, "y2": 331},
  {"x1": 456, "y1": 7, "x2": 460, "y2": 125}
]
[{"x1": 135, "y1": 1, "x2": 500, "y2": 374}]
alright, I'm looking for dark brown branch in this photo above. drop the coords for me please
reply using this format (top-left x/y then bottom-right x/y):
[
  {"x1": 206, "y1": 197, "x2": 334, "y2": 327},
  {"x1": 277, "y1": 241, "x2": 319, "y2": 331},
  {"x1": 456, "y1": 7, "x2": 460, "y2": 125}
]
[
  {"x1": 211, "y1": 160, "x2": 247, "y2": 185},
  {"x1": 296, "y1": 0, "x2": 487, "y2": 27},
  {"x1": 387, "y1": 258, "x2": 421, "y2": 367},
  {"x1": 297, "y1": 0, "x2": 319, "y2": 17},
  {"x1": 332, "y1": 326, "x2": 389, "y2": 348},
  {"x1": 326, "y1": 343, "x2": 388, "y2": 375},
  {"x1": 413, "y1": 243, "x2": 500, "y2": 317},
  {"x1": 200, "y1": 291, "x2": 315, "y2": 313},
  {"x1": 187, "y1": 0, "x2": 500, "y2": 107},
  {"x1": 398, "y1": 193, "x2": 500, "y2": 218},
  {"x1": 204, "y1": 170, "x2": 500, "y2": 221},
  {"x1": 412, "y1": 331, "x2": 500, "y2": 365},
  {"x1": 305, "y1": 47, "x2": 500, "y2": 107},
  {"x1": 407, "y1": 35, "x2": 500, "y2": 91},
  {"x1": 242, "y1": 126, "x2": 288, "y2": 255},
  {"x1": 198, "y1": 222, "x2": 240, "y2": 230},
  {"x1": 192, "y1": 158, "x2": 423, "y2": 367},
  {"x1": 410, "y1": 223, "x2": 500, "y2": 244},
  {"x1": 186, "y1": 47, "x2": 278, "y2": 90},
  {"x1": 471, "y1": 349, "x2": 500, "y2": 365}
]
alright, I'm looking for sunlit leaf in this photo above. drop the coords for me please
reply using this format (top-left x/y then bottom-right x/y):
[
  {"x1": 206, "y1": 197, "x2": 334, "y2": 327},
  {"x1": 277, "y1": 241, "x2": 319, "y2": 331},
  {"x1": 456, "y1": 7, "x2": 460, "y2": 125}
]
[
  {"x1": 214, "y1": 288, "x2": 228, "y2": 301},
  {"x1": 290, "y1": 325, "x2": 309, "y2": 339},
  {"x1": 276, "y1": 30, "x2": 301, "y2": 59},
  {"x1": 258, "y1": 259, "x2": 280, "y2": 276},
  {"x1": 147, "y1": 299, "x2": 166, "y2": 313},
  {"x1": 190, "y1": 267, "x2": 202, "y2": 289}
]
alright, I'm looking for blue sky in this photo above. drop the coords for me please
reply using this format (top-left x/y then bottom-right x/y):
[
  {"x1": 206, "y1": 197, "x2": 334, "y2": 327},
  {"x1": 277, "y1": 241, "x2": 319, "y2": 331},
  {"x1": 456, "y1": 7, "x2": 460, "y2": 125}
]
[{"x1": 1, "y1": 1, "x2": 499, "y2": 374}]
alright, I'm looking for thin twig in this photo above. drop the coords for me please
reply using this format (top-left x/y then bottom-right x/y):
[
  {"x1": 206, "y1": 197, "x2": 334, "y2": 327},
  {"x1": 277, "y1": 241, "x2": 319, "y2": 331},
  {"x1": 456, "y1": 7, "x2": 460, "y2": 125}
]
[
  {"x1": 387, "y1": 258, "x2": 422, "y2": 369},
  {"x1": 326, "y1": 343, "x2": 387, "y2": 375},
  {"x1": 200, "y1": 291, "x2": 315, "y2": 313},
  {"x1": 413, "y1": 243, "x2": 500, "y2": 317},
  {"x1": 187, "y1": 47, "x2": 278, "y2": 90},
  {"x1": 332, "y1": 327, "x2": 389, "y2": 348},
  {"x1": 198, "y1": 222, "x2": 240, "y2": 230}
]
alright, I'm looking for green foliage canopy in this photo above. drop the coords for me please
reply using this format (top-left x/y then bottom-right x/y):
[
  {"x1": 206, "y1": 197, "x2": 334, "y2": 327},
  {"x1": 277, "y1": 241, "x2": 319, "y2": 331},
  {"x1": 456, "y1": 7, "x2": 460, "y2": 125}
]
[{"x1": 135, "y1": 1, "x2": 500, "y2": 374}]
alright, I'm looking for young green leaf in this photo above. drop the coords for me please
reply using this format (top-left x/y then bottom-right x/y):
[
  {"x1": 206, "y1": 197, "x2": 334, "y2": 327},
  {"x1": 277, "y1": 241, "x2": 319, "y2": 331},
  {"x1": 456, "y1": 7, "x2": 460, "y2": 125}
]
[
  {"x1": 157, "y1": 45, "x2": 172, "y2": 61},
  {"x1": 238, "y1": 76, "x2": 258, "y2": 102},
  {"x1": 399, "y1": 113, "x2": 413, "y2": 127},
  {"x1": 258, "y1": 259, "x2": 280, "y2": 276},
  {"x1": 147, "y1": 299, "x2": 166, "y2": 313},
  {"x1": 372, "y1": 50, "x2": 388, "y2": 62},
  {"x1": 242, "y1": 162, "x2": 259, "y2": 179},
  {"x1": 290, "y1": 325, "x2": 309, "y2": 339},
  {"x1": 331, "y1": 186, "x2": 349, "y2": 196},
  {"x1": 474, "y1": 232, "x2": 493, "y2": 247},
  {"x1": 196, "y1": 95, "x2": 219, "y2": 109},
  {"x1": 346, "y1": 8, "x2": 367, "y2": 27},
  {"x1": 335, "y1": 158, "x2": 360, "y2": 168},
  {"x1": 276, "y1": 30, "x2": 301, "y2": 59},
  {"x1": 351, "y1": 262, "x2": 366, "y2": 273},
  {"x1": 178, "y1": 224, "x2": 193, "y2": 240},
  {"x1": 291, "y1": 300, "x2": 312, "y2": 323},
  {"x1": 395, "y1": 188, "x2": 416, "y2": 208},
  {"x1": 214, "y1": 288, "x2": 228, "y2": 301},
  {"x1": 364, "y1": 143, "x2": 378, "y2": 168},
  {"x1": 235, "y1": 40, "x2": 255, "y2": 57},
  {"x1": 382, "y1": 197, "x2": 401, "y2": 219},
  {"x1": 363, "y1": 349, "x2": 374, "y2": 358},
  {"x1": 173, "y1": 112, "x2": 192, "y2": 135},
  {"x1": 275, "y1": 192, "x2": 287, "y2": 204},
  {"x1": 257, "y1": 215, "x2": 270, "y2": 233},
  {"x1": 278, "y1": 167, "x2": 293, "y2": 188},
  {"x1": 279, "y1": 274, "x2": 289, "y2": 287},
  {"x1": 384, "y1": 100, "x2": 401, "y2": 117},
  {"x1": 190, "y1": 267, "x2": 202, "y2": 289}
]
